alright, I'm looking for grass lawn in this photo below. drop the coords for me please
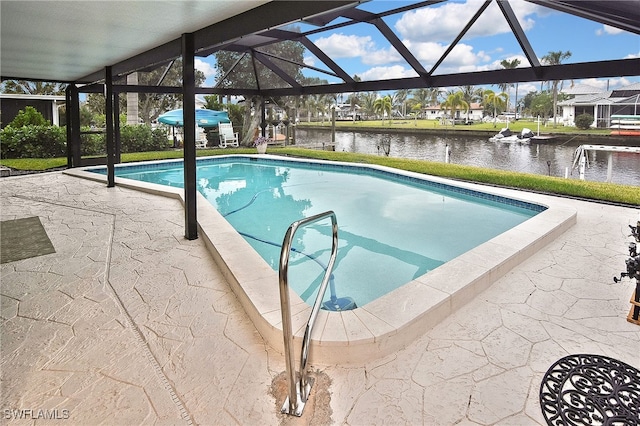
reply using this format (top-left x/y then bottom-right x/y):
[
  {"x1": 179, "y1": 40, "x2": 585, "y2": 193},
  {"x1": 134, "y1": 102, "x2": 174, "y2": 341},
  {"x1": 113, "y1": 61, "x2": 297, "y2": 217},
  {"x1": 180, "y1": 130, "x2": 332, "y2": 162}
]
[
  {"x1": 2, "y1": 146, "x2": 638, "y2": 206},
  {"x1": 299, "y1": 118, "x2": 612, "y2": 135}
]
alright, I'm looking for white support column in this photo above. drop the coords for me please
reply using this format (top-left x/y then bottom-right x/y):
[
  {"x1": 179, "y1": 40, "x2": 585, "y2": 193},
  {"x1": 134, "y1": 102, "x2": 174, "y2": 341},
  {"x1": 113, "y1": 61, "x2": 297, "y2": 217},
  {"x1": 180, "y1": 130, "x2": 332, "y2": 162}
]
[{"x1": 52, "y1": 100, "x2": 59, "y2": 126}]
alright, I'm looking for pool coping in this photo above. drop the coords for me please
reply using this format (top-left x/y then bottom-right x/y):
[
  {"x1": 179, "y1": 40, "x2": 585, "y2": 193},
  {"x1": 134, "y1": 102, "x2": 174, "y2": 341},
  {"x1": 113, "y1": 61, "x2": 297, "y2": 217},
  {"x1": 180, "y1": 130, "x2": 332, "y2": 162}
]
[{"x1": 65, "y1": 154, "x2": 577, "y2": 364}]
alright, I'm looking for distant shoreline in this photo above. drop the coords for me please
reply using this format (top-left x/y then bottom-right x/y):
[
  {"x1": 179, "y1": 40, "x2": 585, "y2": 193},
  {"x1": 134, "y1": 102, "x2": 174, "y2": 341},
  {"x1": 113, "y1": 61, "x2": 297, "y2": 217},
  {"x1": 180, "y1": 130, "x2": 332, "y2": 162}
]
[{"x1": 296, "y1": 123, "x2": 640, "y2": 145}]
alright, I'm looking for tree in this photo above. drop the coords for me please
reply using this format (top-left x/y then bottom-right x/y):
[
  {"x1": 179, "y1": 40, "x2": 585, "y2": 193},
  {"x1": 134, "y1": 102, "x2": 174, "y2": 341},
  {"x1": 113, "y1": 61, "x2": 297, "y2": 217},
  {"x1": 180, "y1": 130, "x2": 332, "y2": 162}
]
[
  {"x1": 408, "y1": 88, "x2": 442, "y2": 119},
  {"x1": 458, "y1": 85, "x2": 483, "y2": 122},
  {"x1": 499, "y1": 58, "x2": 521, "y2": 115},
  {"x1": 7, "y1": 106, "x2": 48, "y2": 127},
  {"x1": 204, "y1": 95, "x2": 224, "y2": 111},
  {"x1": 373, "y1": 95, "x2": 392, "y2": 124},
  {"x1": 441, "y1": 91, "x2": 469, "y2": 126},
  {"x1": 483, "y1": 90, "x2": 508, "y2": 127},
  {"x1": 392, "y1": 89, "x2": 410, "y2": 118},
  {"x1": 541, "y1": 50, "x2": 572, "y2": 127},
  {"x1": 360, "y1": 92, "x2": 378, "y2": 120},
  {"x1": 215, "y1": 39, "x2": 305, "y2": 145},
  {"x1": 136, "y1": 59, "x2": 205, "y2": 125},
  {"x1": 413, "y1": 88, "x2": 441, "y2": 106},
  {"x1": 1, "y1": 80, "x2": 66, "y2": 95},
  {"x1": 82, "y1": 59, "x2": 205, "y2": 125},
  {"x1": 529, "y1": 91, "x2": 553, "y2": 121}
]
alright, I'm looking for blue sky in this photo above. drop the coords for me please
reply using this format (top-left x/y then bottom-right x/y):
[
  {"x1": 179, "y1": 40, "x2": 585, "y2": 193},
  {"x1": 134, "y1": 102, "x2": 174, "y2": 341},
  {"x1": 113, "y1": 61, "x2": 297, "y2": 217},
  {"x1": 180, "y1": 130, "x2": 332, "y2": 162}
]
[{"x1": 196, "y1": 0, "x2": 640, "y2": 98}]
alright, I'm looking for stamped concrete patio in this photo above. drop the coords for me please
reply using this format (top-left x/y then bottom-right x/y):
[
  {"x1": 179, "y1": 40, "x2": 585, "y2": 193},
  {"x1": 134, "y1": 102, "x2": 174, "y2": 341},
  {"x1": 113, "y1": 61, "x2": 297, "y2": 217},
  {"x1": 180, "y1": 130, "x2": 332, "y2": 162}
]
[{"x1": 1, "y1": 170, "x2": 639, "y2": 425}]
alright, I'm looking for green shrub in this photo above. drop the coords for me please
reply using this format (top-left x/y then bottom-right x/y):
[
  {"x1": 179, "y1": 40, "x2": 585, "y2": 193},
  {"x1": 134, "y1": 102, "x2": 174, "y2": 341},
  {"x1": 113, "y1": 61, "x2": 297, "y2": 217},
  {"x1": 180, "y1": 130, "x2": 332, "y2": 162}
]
[
  {"x1": 119, "y1": 125, "x2": 170, "y2": 152},
  {"x1": 80, "y1": 129, "x2": 105, "y2": 156},
  {"x1": 575, "y1": 113, "x2": 594, "y2": 130},
  {"x1": 8, "y1": 106, "x2": 48, "y2": 127},
  {"x1": 0, "y1": 125, "x2": 66, "y2": 158}
]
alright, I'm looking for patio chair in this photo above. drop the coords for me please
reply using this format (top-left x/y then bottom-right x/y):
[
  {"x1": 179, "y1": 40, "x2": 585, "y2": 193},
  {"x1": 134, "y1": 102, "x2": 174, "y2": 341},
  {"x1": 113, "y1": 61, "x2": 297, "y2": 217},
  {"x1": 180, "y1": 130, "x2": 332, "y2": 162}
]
[
  {"x1": 219, "y1": 123, "x2": 239, "y2": 148},
  {"x1": 196, "y1": 136, "x2": 207, "y2": 149}
]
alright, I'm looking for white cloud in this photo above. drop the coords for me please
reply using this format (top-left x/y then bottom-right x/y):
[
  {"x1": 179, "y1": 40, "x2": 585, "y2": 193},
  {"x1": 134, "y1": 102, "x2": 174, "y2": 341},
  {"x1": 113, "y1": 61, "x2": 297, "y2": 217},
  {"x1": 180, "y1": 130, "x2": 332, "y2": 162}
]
[
  {"x1": 195, "y1": 58, "x2": 216, "y2": 82},
  {"x1": 314, "y1": 33, "x2": 374, "y2": 58},
  {"x1": 401, "y1": 40, "x2": 492, "y2": 74},
  {"x1": 487, "y1": 54, "x2": 529, "y2": 70},
  {"x1": 303, "y1": 55, "x2": 316, "y2": 67},
  {"x1": 313, "y1": 33, "x2": 403, "y2": 66},
  {"x1": 624, "y1": 51, "x2": 640, "y2": 59},
  {"x1": 401, "y1": 40, "x2": 446, "y2": 64},
  {"x1": 395, "y1": 0, "x2": 541, "y2": 43},
  {"x1": 516, "y1": 82, "x2": 539, "y2": 95},
  {"x1": 596, "y1": 25, "x2": 625, "y2": 36},
  {"x1": 577, "y1": 77, "x2": 636, "y2": 90},
  {"x1": 359, "y1": 65, "x2": 418, "y2": 81},
  {"x1": 362, "y1": 47, "x2": 403, "y2": 65}
]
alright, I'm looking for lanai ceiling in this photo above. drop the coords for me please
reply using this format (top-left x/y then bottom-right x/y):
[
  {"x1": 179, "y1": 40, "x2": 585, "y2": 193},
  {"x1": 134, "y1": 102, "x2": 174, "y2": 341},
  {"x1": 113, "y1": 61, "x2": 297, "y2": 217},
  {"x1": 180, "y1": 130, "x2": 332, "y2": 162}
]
[{"x1": 1, "y1": 0, "x2": 639, "y2": 96}]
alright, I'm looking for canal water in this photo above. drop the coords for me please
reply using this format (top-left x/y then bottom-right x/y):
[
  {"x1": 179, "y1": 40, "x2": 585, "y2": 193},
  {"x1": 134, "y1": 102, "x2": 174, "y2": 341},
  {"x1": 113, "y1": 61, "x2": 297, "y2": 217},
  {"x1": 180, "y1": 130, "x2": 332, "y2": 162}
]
[{"x1": 294, "y1": 128, "x2": 640, "y2": 187}]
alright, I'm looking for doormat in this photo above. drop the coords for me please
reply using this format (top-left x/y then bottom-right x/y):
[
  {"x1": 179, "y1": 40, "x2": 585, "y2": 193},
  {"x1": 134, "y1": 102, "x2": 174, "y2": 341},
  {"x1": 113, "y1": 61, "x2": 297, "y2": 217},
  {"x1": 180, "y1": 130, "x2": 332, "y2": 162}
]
[{"x1": 1, "y1": 216, "x2": 56, "y2": 264}]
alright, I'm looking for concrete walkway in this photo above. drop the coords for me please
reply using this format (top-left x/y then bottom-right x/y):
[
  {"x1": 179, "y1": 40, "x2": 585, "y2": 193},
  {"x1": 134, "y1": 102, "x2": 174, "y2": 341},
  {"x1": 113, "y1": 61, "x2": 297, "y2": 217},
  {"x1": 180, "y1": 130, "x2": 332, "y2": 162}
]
[{"x1": 1, "y1": 171, "x2": 639, "y2": 425}]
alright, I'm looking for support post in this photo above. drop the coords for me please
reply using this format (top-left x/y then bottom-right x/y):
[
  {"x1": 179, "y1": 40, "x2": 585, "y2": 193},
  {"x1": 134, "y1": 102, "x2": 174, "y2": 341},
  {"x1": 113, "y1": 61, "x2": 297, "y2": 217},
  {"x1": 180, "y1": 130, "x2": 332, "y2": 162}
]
[
  {"x1": 65, "y1": 85, "x2": 74, "y2": 168},
  {"x1": 105, "y1": 66, "x2": 115, "y2": 188},
  {"x1": 126, "y1": 72, "x2": 139, "y2": 125},
  {"x1": 331, "y1": 106, "x2": 336, "y2": 143},
  {"x1": 114, "y1": 95, "x2": 122, "y2": 164},
  {"x1": 182, "y1": 33, "x2": 198, "y2": 240},
  {"x1": 261, "y1": 101, "x2": 267, "y2": 137},
  {"x1": 606, "y1": 152, "x2": 613, "y2": 183},
  {"x1": 66, "y1": 84, "x2": 81, "y2": 168}
]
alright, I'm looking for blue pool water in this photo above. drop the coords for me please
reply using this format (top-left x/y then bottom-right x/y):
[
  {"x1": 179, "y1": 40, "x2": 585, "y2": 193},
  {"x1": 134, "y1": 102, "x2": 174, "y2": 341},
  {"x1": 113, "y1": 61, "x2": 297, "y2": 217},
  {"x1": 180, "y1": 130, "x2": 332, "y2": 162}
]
[{"x1": 92, "y1": 157, "x2": 544, "y2": 308}]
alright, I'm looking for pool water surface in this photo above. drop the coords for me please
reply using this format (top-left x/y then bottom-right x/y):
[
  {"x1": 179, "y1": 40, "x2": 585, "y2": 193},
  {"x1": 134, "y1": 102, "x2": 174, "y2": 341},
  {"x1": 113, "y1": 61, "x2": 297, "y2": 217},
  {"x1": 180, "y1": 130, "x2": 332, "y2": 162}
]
[{"x1": 96, "y1": 157, "x2": 543, "y2": 308}]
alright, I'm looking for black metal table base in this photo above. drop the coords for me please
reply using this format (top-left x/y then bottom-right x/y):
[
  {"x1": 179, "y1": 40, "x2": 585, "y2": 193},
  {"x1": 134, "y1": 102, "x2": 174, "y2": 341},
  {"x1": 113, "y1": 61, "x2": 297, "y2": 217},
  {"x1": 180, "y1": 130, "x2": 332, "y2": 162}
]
[{"x1": 540, "y1": 354, "x2": 640, "y2": 425}]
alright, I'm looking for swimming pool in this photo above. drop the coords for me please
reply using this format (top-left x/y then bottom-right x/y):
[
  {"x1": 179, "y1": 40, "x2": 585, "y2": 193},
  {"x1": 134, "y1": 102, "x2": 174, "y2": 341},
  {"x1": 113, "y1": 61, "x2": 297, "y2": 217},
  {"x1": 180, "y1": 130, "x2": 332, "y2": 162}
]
[
  {"x1": 72, "y1": 155, "x2": 576, "y2": 363},
  {"x1": 91, "y1": 156, "x2": 542, "y2": 308}
]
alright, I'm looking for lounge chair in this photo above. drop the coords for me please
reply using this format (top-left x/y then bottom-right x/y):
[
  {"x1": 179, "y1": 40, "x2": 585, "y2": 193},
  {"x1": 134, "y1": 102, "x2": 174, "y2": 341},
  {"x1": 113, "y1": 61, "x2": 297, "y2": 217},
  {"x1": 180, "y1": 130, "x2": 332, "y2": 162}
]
[{"x1": 219, "y1": 123, "x2": 239, "y2": 148}]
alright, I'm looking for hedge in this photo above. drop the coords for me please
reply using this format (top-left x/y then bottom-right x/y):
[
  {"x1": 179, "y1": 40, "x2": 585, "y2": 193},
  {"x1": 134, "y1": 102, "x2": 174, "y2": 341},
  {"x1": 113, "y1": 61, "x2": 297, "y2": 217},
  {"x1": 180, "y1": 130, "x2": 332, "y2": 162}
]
[
  {"x1": 1, "y1": 124, "x2": 171, "y2": 159},
  {"x1": 0, "y1": 125, "x2": 67, "y2": 158}
]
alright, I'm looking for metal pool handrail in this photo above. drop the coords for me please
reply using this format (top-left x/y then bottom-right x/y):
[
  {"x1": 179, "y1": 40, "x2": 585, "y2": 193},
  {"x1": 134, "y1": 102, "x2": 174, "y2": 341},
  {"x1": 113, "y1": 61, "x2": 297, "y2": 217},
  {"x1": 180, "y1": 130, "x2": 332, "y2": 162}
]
[{"x1": 278, "y1": 210, "x2": 338, "y2": 417}]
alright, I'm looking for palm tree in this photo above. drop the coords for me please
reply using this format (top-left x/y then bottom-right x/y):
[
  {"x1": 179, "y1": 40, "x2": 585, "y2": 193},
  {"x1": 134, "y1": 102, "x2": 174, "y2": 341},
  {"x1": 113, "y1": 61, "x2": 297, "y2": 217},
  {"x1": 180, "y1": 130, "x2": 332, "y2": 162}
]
[
  {"x1": 499, "y1": 58, "x2": 521, "y2": 116},
  {"x1": 373, "y1": 95, "x2": 393, "y2": 124},
  {"x1": 483, "y1": 90, "x2": 508, "y2": 127},
  {"x1": 409, "y1": 89, "x2": 429, "y2": 119},
  {"x1": 360, "y1": 92, "x2": 378, "y2": 120},
  {"x1": 541, "y1": 50, "x2": 572, "y2": 127},
  {"x1": 1, "y1": 80, "x2": 66, "y2": 95},
  {"x1": 393, "y1": 89, "x2": 410, "y2": 118},
  {"x1": 411, "y1": 88, "x2": 442, "y2": 116},
  {"x1": 459, "y1": 85, "x2": 483, "y2": 122},
  {"x1": 347, "y1": 75, "x2": 362, "y2": 123},
  {"x1": 441, "y1": 91, "x2": 469, "y2": 126}
]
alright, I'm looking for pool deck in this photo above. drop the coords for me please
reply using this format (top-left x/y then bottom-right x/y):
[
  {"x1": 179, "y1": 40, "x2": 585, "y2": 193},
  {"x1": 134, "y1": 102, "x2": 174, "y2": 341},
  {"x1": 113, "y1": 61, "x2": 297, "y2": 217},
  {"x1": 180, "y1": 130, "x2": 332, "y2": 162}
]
[{"x1": 1, "y1": 170, "x2": 639, "y2": 425}]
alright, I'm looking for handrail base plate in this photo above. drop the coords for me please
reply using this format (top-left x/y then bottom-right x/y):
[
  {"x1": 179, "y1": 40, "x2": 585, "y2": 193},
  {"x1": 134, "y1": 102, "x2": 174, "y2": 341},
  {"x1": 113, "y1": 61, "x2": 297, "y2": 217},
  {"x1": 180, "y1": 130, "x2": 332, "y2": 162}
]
[{"x1": 281, "y1": 377, "x2": 314, "y2": 417}]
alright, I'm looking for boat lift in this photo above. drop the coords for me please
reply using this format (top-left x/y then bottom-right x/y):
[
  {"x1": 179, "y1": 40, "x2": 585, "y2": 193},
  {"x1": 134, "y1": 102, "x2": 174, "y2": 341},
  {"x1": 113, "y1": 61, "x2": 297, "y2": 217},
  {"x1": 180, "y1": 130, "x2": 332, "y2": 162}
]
[{"x1": 572, "y1": 144, "x2": 640, "y2": 182}]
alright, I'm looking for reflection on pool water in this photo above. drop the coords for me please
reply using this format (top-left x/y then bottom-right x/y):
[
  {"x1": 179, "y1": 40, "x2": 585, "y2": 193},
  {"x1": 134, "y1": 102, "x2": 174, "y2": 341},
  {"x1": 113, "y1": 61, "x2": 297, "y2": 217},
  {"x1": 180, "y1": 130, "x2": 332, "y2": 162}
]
[{"x1": 95, "y1": 157, "x2": 544, "y2": 308}]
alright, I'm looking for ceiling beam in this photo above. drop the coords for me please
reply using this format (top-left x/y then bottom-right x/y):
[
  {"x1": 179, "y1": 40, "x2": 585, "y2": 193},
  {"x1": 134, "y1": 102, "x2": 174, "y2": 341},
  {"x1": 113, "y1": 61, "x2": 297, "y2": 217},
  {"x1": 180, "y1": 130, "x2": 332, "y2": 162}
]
[
  {"x1": 237, "y1": 58, "x2": 640, "y2": 97},
  {"x1": 299, "y1": 37, "x2": 355, "y2": 84},
  {"x1": 498, "y1": 0, "x2": 541, "y2": 74},
  {"x1": 526, "y1": 0, "x2": 640, "y2": 35},
  {"x1": 429, "y1": 0, "x2": 492, "y2": 75},
  {"x1": 252, "y1": 51, "x2": 301, "y2": 88}
]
